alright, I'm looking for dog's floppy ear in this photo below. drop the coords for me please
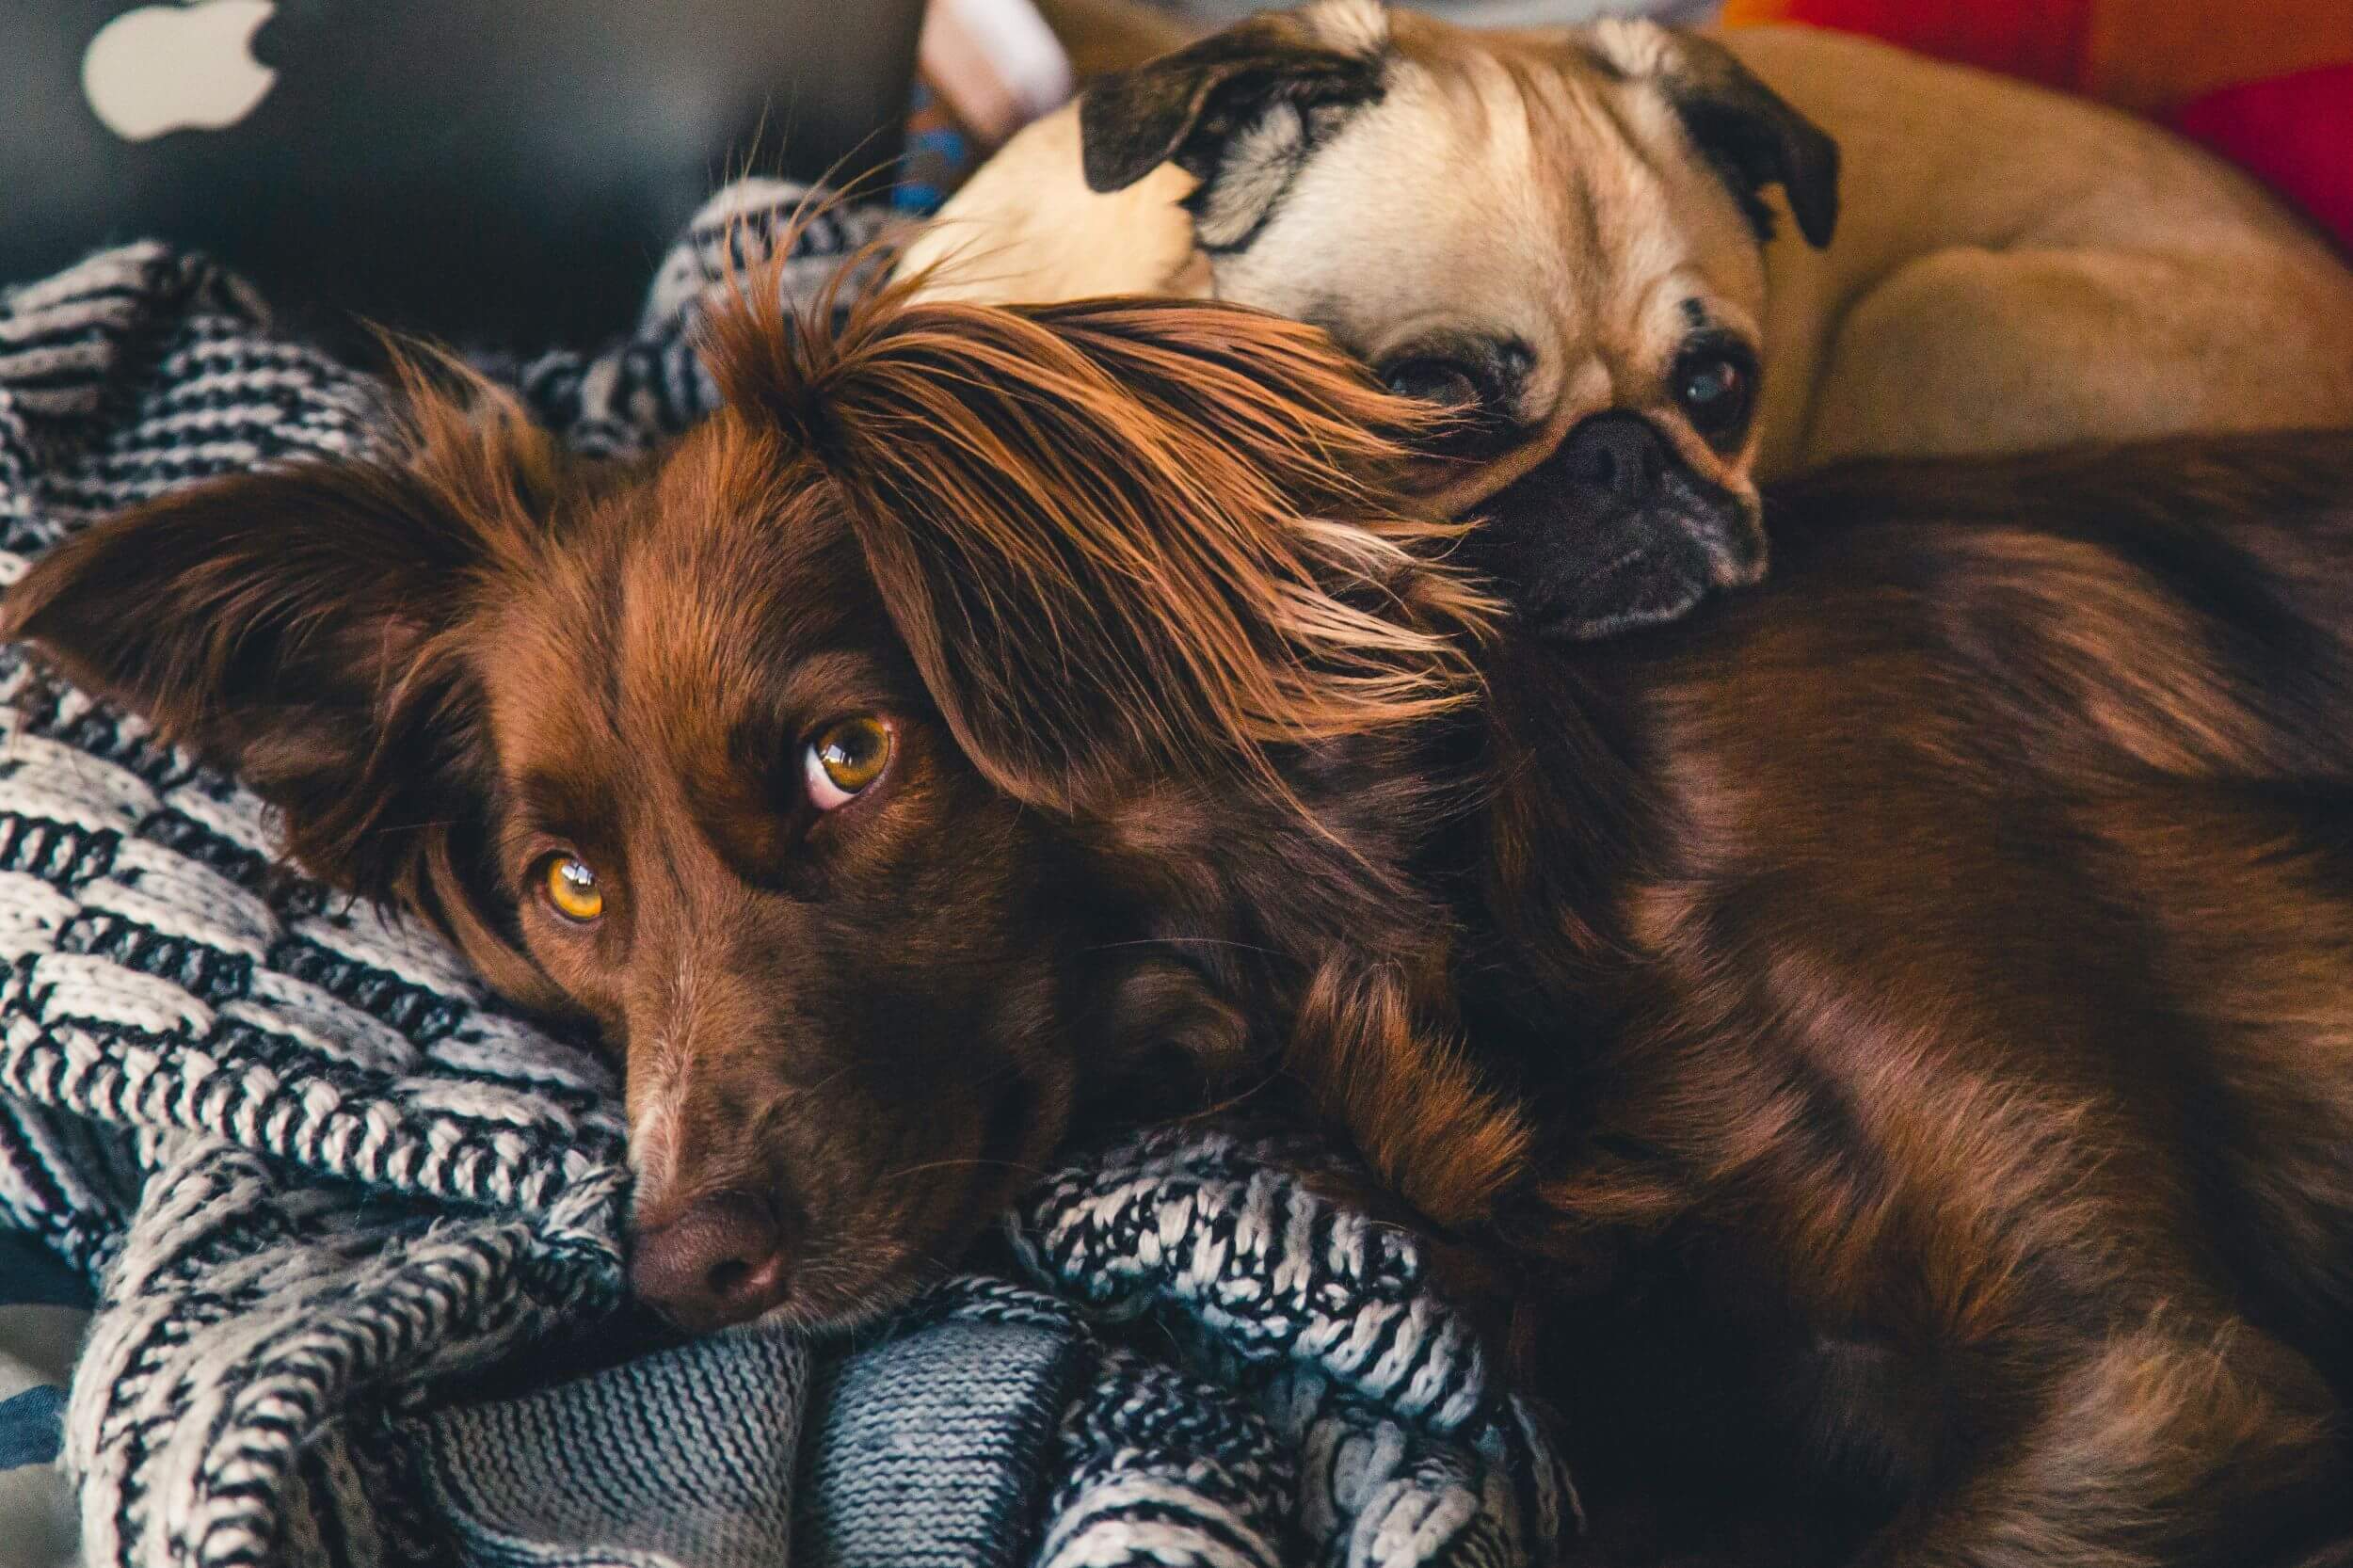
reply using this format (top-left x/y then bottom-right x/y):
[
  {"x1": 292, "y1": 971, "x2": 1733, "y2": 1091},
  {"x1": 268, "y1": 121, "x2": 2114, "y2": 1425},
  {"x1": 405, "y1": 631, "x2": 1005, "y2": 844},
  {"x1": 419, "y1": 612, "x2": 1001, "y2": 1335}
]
[
  {"x1": 708, "y1": 283, "x2": 1490, "y2": 816},
  {"x1": 2, "y1": 362, "x2": 551, "y2": 936},
  {"x1": 1078, "y1": 1, "x2": 1387, "y2": 249},
  {"x1": 1595, "y1": 21, "x2": 1839, "y2": 249}
]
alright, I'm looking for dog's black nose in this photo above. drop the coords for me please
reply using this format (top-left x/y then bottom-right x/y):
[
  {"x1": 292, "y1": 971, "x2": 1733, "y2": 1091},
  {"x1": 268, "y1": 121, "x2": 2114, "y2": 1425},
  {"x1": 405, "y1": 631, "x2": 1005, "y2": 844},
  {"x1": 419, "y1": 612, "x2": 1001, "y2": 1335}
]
[
  {"x1": 1559, "y1": 413, "x2": 1669, "y2": 510},
  {"x1": 630, "y1": 1190, "x2": 791, "y2": 1331}
]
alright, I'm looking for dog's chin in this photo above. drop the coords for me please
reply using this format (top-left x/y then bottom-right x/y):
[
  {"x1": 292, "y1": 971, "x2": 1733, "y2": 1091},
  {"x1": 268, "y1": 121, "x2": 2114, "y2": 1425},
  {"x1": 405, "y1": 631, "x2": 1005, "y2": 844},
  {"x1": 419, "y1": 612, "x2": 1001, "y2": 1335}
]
[
  {"x1": 1532, "y1": 543, "x2": 1719, "y2": 642},
  {"x1": 1528, "y1": 504, "x2": 1767, "y2": 640},
  {"x1": 745, "y1": 1256, "x2": 937, "y2": 1336},
  {"x1": 754, "y1": 1146, "x2": 1048, "y2": 1335}
]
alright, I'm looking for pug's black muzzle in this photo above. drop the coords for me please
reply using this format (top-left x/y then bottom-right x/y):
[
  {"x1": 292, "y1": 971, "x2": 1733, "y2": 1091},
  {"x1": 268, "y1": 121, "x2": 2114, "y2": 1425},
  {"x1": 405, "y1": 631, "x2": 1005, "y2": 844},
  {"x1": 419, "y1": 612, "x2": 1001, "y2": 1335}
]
[{"x1": 1475, "y1": 412, "x2": 1766, "y2": 641}]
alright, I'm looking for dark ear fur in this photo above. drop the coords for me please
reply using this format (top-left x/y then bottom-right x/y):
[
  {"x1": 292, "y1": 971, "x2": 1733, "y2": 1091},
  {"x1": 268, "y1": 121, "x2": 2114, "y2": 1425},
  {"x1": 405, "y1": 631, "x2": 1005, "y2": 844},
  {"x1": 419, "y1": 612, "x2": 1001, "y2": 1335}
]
[
  {"x1": 1640, "y1": 27, "x2": 1839, "y2": 249},
  {"x1": 1077, "y1": 5, "x2": 1385, "y2": 246},
  {"x1": 0, "y1": 365, "x2": 551, "y2": 934}
]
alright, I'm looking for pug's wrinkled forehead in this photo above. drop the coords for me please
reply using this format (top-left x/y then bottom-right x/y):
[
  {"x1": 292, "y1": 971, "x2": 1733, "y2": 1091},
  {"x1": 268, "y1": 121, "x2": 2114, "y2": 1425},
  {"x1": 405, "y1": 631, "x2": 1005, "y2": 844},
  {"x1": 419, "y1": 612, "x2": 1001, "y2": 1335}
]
[{"x1": 1080, "y1": 0, "x2": 1836, "y2": 505}]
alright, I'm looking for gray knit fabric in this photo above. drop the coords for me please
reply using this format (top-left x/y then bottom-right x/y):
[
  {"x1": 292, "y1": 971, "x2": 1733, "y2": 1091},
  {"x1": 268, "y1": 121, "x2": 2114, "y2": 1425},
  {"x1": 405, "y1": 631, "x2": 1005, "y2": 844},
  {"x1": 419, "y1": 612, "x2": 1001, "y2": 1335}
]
[
  {"x1": 796, "y1": 1281, "x2": 1090, "y2": 1568},
  {"x1": 415, "y1": 1321, "x2": 808, "y2": 1568},
  {"x1": 0, "y1": 180, "x2": 1576, "y2": 1568}
]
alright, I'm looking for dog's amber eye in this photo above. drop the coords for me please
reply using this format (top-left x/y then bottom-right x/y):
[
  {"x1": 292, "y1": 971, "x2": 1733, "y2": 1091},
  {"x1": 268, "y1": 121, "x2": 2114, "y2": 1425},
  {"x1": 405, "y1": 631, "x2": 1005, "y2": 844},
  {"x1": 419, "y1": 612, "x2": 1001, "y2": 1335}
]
[
  {"x1": 806, "y1": 716, "x2": 894, "y2": 810},
  {"x1": 541, "y1": 855, "x2": 605, "y2": 923}
]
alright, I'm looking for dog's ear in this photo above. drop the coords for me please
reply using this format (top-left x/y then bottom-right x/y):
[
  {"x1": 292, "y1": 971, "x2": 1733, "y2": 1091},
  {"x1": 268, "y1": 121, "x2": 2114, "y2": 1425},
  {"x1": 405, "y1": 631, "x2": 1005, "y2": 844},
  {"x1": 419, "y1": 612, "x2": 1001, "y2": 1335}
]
[
  {"x1": 1078, "y1": 1, "x2": 1387, "y2": 249},
  {"x1": 708, "y1": 285, "x2": 1490, "y2": 816},
  {"x1": 2, "y1": 365, "x2": 552, "y2": 935},
  {"x1": 1595, "y1": 21, "x2": 1839, "y2": 249}
]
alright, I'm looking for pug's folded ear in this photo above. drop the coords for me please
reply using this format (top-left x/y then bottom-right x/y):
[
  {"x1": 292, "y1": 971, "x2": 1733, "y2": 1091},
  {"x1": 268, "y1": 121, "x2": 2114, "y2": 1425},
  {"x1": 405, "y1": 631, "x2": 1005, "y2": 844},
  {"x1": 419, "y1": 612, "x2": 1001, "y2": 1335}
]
[
  {"x1": 1078, "y1": 0, "x2": 1387, "y2": 249},
  {"x1": 1595, "y1": 21, "x2": 1840, "y2": 250}
]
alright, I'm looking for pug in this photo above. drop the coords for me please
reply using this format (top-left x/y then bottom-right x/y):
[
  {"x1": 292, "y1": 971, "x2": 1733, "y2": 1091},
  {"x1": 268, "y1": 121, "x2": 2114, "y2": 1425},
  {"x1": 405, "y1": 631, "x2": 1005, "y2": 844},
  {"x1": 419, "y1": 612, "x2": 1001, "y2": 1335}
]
[{"x1": 899, "y1": 1, "x2": 2353, "y2": 639}]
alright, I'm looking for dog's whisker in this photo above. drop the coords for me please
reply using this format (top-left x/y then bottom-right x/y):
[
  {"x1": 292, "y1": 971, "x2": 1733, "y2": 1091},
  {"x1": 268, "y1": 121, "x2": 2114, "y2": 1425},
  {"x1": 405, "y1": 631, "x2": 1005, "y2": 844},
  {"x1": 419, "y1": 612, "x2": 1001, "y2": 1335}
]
[
  {"x1": 1080, "y1": 936, "x2": 1288, "y2": 959},
  {"x1": 875, "y1": 1158, "x2": 1048, "y2": 1186}
]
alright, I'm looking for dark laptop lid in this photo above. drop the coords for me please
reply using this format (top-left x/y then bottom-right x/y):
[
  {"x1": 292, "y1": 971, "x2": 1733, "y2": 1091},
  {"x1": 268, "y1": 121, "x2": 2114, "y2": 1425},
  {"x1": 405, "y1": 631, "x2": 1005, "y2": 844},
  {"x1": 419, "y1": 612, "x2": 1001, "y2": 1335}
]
[{"x1": 3, "y1": 0, "x2": 923, "y2": 347}]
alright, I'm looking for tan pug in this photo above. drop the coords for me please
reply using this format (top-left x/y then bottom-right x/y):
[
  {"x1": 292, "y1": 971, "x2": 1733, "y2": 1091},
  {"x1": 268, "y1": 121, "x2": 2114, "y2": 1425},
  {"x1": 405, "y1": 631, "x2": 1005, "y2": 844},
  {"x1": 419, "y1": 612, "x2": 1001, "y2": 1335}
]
[{"x1": 899, "y1": 1, "x2": 2353, "y2": 639}]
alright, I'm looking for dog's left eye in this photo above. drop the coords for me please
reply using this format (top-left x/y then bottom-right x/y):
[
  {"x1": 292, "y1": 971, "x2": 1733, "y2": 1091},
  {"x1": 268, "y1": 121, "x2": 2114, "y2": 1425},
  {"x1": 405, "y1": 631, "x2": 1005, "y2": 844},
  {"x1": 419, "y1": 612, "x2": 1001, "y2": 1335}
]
[
  {"x1": 806, "y1": 716, "x2": 894, "y2": 810},
  {"x1": 540, "y1": 854, "x2": 605, "y2": 924},
  {"x1": 1673, "y1": 350, "x2": 1753, "y2": 440}
]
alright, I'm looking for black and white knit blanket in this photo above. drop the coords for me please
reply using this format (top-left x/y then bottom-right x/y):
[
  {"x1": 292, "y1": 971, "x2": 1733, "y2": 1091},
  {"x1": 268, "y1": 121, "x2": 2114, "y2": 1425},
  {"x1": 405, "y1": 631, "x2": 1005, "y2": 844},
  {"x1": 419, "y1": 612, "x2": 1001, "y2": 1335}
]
[{"x1": 0, "y1": 182, "x2": 1576, "y2": 1568}]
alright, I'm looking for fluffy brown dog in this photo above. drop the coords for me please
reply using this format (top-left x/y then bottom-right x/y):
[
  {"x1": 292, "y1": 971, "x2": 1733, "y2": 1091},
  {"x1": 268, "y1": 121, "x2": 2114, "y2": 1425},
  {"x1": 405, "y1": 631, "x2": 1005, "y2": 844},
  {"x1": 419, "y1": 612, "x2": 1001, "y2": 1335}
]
[
  {"x1": 0, "y1": 283, "x2": 1512, "y2": 1333},
  {"x1": 14, "y1": 277, "x2": 2353, "y2": 1564}
]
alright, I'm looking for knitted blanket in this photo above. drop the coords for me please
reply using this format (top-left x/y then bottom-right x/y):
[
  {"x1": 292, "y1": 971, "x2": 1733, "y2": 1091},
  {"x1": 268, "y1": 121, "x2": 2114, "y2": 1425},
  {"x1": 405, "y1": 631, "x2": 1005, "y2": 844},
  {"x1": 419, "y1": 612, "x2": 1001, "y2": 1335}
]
[{"x1": 0, "y1": 183, "x2": 1576, "y2": 1568}]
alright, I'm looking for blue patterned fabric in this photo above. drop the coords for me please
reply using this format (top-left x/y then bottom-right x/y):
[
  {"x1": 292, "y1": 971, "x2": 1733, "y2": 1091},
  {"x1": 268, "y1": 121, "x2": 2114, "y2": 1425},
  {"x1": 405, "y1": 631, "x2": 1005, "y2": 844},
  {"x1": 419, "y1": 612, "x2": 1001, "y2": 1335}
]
[
  {"x1": 0, "y1": 181, "x2": 1575, "y2": 1568},
  {"x1": 0, "y1": 1230, "x2": 87, "y2": 1568}
]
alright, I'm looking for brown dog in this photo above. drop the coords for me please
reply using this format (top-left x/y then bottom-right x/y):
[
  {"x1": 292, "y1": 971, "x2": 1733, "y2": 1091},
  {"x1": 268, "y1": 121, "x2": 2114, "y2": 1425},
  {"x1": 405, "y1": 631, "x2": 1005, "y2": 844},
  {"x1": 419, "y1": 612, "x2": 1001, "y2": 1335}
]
[
  {"x1": 902, "y1": 0, "x2": 2353, "y2": 643},
  {"x1": 15, "y1": 277, "x2": 2353, "y2": 1563},
  {"x1": 0, "y1": 283, "x2": 1512, "y2": 1335}
]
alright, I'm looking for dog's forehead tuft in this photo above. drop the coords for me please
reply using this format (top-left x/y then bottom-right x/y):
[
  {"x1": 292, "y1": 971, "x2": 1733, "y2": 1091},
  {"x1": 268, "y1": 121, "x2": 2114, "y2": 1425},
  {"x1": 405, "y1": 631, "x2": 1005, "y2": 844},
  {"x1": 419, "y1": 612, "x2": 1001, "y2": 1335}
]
[
  {"x1": 1584, "y1": 17, "x2": 1679, "y2": 81},
  {"x1": 612, "y1": 420, "x2": 858, "y2": 629},
  {"x1": 1297, "y1": 0, "x2": 1389, "y2": 57},
  {"x1": 648, "y1": 416, "x2": 841, "y2": 561},
  {"x1": 478, "y1": 418, "x2": 896, "y2": 769}
]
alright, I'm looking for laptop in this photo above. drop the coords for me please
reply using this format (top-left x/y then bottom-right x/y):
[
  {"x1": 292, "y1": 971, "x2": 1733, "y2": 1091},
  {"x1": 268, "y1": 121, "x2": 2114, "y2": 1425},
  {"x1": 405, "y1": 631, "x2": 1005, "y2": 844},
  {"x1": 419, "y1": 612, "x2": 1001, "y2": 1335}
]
[{"x1": 2, "y1": 0, "x2": 925, "y2": 346}]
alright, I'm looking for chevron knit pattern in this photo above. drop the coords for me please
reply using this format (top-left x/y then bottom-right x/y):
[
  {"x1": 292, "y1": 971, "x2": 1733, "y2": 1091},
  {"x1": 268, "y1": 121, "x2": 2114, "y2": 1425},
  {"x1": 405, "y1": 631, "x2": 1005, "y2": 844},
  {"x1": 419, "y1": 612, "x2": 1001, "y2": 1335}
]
[
  {"x1": 0, "y1": 182, "x2": 1576, "y2": 1568},
  {"x1": 1017, "y1": 1129, "x2": 1577, "y2": 1568}
]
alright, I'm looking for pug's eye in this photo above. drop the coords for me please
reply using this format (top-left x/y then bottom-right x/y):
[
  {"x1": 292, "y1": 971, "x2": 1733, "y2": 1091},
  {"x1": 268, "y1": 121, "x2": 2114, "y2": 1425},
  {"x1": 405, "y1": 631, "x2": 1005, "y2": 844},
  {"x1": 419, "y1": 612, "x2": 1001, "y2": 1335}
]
[
  {"x1": 539, "y1": 854, "x2": 605, "y2": 924},
  {"x1": 1673, "y1": 349, "x2": 1754, "y2": 441},
  {"x1": 806, "y1": 716, "x2": 894, "y2": 810},
  {"x1": 1380, "y1": 357, "x2": 1485, "y2": 413}
]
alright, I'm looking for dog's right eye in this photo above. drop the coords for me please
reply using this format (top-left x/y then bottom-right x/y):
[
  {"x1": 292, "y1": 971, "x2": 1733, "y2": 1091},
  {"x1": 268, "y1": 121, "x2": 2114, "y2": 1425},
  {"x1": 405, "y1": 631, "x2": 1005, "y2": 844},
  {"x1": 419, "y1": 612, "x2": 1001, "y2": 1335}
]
[{"x1": 539, "y1": 854, "x2": 605, "y2": 924}]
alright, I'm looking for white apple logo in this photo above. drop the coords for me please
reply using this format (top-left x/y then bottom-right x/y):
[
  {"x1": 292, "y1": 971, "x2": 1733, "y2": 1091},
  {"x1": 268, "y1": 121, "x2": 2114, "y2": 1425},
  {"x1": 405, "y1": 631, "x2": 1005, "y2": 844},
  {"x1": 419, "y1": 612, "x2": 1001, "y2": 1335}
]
[{"x1": 82, "y1": 0, "x2": 280, "y2": 143}]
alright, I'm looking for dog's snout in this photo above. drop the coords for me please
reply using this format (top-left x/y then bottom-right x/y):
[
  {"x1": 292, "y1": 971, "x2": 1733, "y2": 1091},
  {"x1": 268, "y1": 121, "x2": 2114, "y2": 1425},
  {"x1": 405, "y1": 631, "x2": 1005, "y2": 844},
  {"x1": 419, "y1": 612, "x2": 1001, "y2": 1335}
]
[
  {"x1": 630, "y1": 1190, "x2": 791, "y2": 1331},
  {"x1": 1479, "y1": 410, "x2": 1765, "y2": 642},
  {"x1": 1560, "y1": 413, "x2": 1669, "y2": 511}
]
